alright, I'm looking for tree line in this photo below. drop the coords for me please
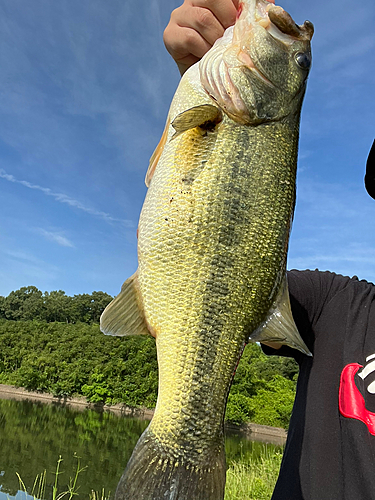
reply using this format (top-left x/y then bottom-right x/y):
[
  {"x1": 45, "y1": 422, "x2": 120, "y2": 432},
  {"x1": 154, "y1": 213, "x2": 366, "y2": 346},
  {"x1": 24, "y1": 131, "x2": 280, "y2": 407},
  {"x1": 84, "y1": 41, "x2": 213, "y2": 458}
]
[
  {"x1": 0, "y1": 285, "x2": 300, "y2": 429},
  {"x1": 0, "y1": 286, "x2": 113, "y2": 324},
  {"x1": 0, "y1": 317, "x2": 298, "y2": 428}
]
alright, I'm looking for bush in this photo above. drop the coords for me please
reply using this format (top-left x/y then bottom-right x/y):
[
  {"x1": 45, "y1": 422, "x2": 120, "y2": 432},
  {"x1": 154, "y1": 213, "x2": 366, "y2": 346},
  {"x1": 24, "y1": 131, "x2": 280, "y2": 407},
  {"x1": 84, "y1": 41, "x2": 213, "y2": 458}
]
[
  {"x1": 247, "y1": 376, "x2": 296, "y2": 429},
  {"x1": 225, "y1": 393, "x2": 253, "y2": 425},
  {"x1": 225, "y1": 343, "x2": 297, "y2": 428},
  {"x1": 0, "y1": 320, "x2": 158, "y2": 407}
]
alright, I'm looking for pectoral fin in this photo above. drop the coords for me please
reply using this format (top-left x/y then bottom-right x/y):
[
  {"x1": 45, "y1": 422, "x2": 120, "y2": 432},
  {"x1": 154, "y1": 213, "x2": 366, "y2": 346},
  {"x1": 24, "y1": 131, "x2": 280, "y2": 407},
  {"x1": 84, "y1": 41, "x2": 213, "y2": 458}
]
[
  {"x1": 100, "y1": 271, "x2": 151, "y2": 337},
  {"x1": 145, "y1": 117, "x2": 171, "y2": 188},
  {"x1": 249, "y1": 276, "x2": 312, "y2": 356},
  {"x1": 171, "y1": 104, "x2": 222, "y2": 139}
]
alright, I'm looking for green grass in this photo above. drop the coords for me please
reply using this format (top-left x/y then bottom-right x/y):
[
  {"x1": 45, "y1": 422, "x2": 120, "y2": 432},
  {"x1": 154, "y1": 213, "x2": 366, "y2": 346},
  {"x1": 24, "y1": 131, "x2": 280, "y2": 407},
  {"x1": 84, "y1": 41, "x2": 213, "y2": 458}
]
[
  {"x1": 16, "y1": 447, "x2": 282, "y2": 500},
  {"x1": 225, "y1": 447, "x2": 282, "y2": 500},
  {"x1": 16, "y1": 454, "x2": 110, "y2": 500}
]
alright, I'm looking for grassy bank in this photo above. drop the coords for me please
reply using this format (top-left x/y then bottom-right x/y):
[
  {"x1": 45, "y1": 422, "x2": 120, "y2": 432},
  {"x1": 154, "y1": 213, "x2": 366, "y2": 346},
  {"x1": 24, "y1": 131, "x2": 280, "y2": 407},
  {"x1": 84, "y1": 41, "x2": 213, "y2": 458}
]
[
  {"x1": 225, "y1": 448, "x2": 282, "y2": 499},
  {"x1": 17, "y1": 448, "x2": 282, "y2": 500}
]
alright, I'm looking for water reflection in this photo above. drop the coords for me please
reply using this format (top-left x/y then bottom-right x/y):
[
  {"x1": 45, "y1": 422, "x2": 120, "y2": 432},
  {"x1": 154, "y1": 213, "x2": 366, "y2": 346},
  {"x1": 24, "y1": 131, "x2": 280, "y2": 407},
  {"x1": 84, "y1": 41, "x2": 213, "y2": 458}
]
[{"x1": 0, "y1": 398, "x2": 282, "y2": 500}]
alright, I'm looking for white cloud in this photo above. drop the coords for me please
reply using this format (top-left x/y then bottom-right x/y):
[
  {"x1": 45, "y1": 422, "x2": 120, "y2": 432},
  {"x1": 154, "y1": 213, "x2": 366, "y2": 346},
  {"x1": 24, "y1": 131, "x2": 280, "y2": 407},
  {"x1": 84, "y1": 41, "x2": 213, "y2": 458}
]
[
  {"x1": 2, "y1": 249, "x2": 46, "y2": 266},
  {"x1": 0, "y1": 169, "x2": 133, "y2": 227},
  {"x1": 37, "y1": 228, "x2": 75, "y2": 248}
]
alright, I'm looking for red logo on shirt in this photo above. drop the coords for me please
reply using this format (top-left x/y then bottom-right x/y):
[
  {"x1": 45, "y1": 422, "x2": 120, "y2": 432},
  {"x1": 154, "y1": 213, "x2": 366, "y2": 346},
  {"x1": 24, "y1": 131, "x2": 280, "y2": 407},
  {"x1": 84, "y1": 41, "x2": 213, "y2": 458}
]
[{"x1": 339, "y1": 363, "x2": 375, "y2": 435}]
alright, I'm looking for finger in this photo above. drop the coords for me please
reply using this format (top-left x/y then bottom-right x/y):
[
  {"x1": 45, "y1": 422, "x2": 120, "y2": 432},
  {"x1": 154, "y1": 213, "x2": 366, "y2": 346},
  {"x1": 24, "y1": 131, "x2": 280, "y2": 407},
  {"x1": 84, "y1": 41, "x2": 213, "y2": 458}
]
[
  {"x1": 171, "y1": 4, "x2": 226, "y2": 47},
  {"x1": 176, "y1": 56, "x2": 201, "y2": 76},
  {"x1": 190, "y1": 0, "x2": 238, "y2": 30},
  {"x1": 163, "y1": 24, "x2": 212, "y2": 73}
]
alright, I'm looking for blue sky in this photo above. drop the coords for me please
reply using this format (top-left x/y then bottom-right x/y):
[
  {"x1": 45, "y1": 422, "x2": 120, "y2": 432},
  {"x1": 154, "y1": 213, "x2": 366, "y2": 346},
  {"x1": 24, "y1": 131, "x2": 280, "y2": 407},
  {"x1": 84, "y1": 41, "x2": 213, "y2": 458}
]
[{"x1": 0, "y1": 0, "x2": 374, "y2": 297}]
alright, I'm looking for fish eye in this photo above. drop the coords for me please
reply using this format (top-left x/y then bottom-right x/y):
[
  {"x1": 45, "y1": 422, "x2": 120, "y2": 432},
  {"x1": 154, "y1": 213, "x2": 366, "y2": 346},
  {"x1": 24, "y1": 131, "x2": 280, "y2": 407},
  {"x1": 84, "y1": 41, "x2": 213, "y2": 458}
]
[{"x1": 295, "y1": 52, "x2": 311, "y2": 70}]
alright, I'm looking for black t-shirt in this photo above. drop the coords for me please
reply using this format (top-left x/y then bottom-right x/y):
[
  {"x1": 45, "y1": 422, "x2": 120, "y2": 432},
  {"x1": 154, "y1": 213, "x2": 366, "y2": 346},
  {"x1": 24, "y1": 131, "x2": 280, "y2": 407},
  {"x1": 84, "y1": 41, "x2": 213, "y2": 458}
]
[{"x1": 263, "y1": 269, "x2": 375, "y2": 500}]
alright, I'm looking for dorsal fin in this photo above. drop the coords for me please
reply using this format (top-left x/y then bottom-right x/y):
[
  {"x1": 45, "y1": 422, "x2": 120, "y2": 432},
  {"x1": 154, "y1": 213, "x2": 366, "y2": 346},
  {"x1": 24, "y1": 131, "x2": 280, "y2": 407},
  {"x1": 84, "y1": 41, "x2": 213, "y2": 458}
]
[{"x1": 145, "y1": 117, "x2": 170, "y2": 188}]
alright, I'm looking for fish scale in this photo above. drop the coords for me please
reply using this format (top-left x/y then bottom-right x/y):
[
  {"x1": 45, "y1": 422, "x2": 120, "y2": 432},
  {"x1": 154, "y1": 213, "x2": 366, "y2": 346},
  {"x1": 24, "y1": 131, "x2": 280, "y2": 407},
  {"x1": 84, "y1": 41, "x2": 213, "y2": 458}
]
[{"x1": 100, "y1": 0, "x2": 313, "y2": 497}]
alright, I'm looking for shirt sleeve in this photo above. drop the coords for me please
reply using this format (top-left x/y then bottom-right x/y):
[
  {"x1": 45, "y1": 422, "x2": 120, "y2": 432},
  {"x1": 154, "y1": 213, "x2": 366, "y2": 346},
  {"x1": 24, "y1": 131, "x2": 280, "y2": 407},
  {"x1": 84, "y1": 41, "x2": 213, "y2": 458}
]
[{"x1": 262, "y1": 269, "x2": 354, "y2": 362}]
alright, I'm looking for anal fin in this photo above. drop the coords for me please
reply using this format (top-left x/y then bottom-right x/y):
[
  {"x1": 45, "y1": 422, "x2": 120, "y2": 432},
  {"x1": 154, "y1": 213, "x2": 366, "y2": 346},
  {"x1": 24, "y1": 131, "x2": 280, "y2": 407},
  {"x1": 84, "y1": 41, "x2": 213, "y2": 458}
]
[
  {"x1": 249, "y1": 275, "x2": 312, "y2": 356},
  {"x1": 100, "y1": 271, "x2": 151, "y2": 337}
]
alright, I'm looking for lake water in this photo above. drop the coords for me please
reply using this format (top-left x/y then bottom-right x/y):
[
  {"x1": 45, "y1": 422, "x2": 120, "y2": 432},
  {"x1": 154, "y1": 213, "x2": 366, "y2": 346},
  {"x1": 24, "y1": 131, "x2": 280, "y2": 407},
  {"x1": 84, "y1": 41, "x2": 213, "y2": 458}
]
[{"x1": 0, "y1": 398, "x2": 283, "y2": 500}]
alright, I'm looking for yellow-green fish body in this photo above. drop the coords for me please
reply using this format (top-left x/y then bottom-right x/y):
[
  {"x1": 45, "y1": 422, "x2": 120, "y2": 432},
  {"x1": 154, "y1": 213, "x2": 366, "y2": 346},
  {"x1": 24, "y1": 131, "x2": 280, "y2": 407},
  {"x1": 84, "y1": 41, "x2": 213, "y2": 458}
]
[{"x1": 101, "y1": 1, "x2": 313, "y2": 498}]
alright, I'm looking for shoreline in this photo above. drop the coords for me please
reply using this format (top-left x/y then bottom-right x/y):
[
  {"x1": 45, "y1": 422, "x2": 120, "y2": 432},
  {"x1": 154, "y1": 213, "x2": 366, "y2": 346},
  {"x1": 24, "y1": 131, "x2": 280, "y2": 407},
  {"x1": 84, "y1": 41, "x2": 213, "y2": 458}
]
[{"x1": 0, "y1": 383, "x2": 287, "y2": 446}]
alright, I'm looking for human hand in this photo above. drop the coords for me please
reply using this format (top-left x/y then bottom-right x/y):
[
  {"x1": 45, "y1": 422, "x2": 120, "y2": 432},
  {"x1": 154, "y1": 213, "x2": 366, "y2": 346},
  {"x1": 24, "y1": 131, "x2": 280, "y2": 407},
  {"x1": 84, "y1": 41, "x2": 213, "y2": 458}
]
[
  {"x1": 164, "y1": 0, "x2": 276, "y2": 75},
  {"x1": 163, "y1": 0, "x2": 239, "y2": 75}
]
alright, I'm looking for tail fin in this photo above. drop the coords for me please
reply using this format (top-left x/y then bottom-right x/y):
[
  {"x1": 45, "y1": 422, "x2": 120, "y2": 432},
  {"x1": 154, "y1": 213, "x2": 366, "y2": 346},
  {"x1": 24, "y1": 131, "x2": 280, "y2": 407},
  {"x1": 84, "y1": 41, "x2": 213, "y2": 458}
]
[{"x1": 114, "y1": 427, "x2": 226, "y2": 500}]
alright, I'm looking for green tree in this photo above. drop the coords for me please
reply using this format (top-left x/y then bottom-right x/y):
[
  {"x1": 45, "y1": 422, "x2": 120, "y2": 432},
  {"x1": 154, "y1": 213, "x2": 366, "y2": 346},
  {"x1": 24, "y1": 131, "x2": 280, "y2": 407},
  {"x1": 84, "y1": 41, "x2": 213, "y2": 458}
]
[
  {"x1": 0, "y1": 295, "x2": 6, "y2": 319},
  {"x1": 89, "y1": 291, "x2": 113, "y2": 323},
  {"x1": 4, "y1": 286, "x2": 44, "y2": 321},
  {"x1": 0, "y1": 317, "x2": 297, "y2": 428},
  {"x1": 225, "y1": 343, "x2": 298, "y2": 428},
  {"x1": 1, "y1": 287, "x2": 113, "y2": 324},
  {"x1": 69, "y1": 293, "x2": 92, "y2": 323},
  {"x1": 69, "y1": 292, "x2": 112, "y2": 323},
  {"x1": 43, "y1": 290, "x2": 72, "y2": 323},
  {"x1": 247, "y1": 375, "x2": 296, "y2": 428}
]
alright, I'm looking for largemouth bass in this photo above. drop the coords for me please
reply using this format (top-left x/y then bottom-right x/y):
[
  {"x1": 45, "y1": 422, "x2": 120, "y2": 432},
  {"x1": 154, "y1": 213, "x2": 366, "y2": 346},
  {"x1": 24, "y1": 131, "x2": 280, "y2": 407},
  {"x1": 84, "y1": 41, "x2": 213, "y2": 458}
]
[{"x1": 101, "y1": 0, "x2": 313, "y2": 498}]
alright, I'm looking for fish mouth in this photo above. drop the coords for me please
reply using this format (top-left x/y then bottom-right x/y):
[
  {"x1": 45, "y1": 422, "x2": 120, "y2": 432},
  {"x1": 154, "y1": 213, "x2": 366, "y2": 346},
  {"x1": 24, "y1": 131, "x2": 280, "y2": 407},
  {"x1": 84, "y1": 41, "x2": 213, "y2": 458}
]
[
  {"x1": 239, "y1": 0, "x2": 314, "y2": 43},
  {"x1": 265, "y1": 5, "x2": 314, "y2": 42}
]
